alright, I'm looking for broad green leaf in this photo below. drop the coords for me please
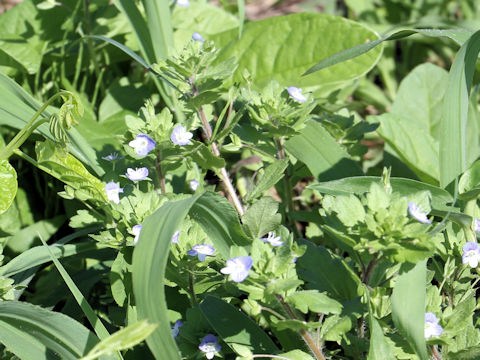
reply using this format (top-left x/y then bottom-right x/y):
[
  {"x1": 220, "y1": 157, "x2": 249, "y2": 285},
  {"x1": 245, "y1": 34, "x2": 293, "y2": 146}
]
[
  {"x1": 173, "y1": 3, "x2": 238, "y2": 35},
  {"x1": 440, "y1": 30, "x2": 480, "y2": 187},
  {"x1": 304, "y1": 28, "x2": 473, "y2": 76},
  {"x1": 0, "y1": 160, "x2": 17, "y2": 215},
  {"x1": 0, "y1": 240, "x2": 102, "y2": 278},
  {"x1": 308, "y1": 176, "x2": 453, "y2": 210},
  {"x1": 0, "y1": 301, "x2": 100, "y2": 360},
  {"x1": 448, "y1": 346, "x2": 480, "y2": 360},
  {"x1": 189, "y1": 143, "x2": 226, "y2": 171},
  {"x1": 200, "y1": 295, "x2": 279, "y2": 356},
  {"x1": 246, "y1": 159, "x2": 288, "y2": 202},
  {"x1": 213, "y1": 13, "x2": 382, "y2": 89},
  {"x1": 80, "y1": 320, "x2": 157, "y2": 360},
  {"x1": 6, "y1": 216, "x2": 65, "y2": 253},
  {"x1": 391, "y1": 261, "x2": 428, "y2": 360},
  {"x1": 110, "y1": 249, "x2": 132, "y2": 307},
  {"x1": 285, "y1": 120, "x2": 363, "y2": 181},
  {"x1": 35, "y1": 141, "x2": 107, "y2": 203},
  {"x1": 287, "y1": 290, "x2": 343, "y2": 315},
  {"x1": 296, "y1": 240, "x2": 363, "y2": 301},
  {"x1": 242, "y1": 196, "x2": 281, "y2": 239},
  {"x1": 0, "y1": 72, "x2": 103, "y2": 176}
]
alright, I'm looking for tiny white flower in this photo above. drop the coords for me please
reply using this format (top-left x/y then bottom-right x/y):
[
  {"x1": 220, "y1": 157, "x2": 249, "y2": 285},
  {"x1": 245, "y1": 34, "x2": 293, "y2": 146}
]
[
  {"x1": 173, "y1": 0, "x2": 189, "y2": 6},
  {"x1": 171, "y1": 230, "x2": 180, "y2": 244},
  {"x1": 132, "y1": 225, "x2": 142, "y2": 244},
  {"x1": 287, "y1": 86, "x2": 307, "y2": 103},
  {"x1": 171, "y1": 125, "x2": 193, "y2": 146},
  {"x1": 474, "y1": 218, "x2": 480, "y2": 232},
  {"x1": 126, "y1": 167, "x2": 149, "y2": 182},
  {"x1": 192, "y1": 32, "x2": 204, "y2": 43},
  {"x1": 189, "y1": 179, "x2": 200, "y2": 191},
  {"x1": 408, "y1": 202, "x2": 431, "y2": 224},
  {"x1": 105, "y1": 182, "x2": 123, "y2": 204},
  {"x1": 425, "y1": 312, "x2": 443, "y2": 339},
  {"x1": 261, "y1": 231, "x2": 283, "y2": 246},
  {"x1": 462, "y1": 242, "x2": 480, "y2": 268}
]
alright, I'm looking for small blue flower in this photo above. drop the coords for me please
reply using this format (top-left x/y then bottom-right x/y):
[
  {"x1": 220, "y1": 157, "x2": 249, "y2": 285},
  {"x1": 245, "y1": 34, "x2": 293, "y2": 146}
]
[
  {"x1": 425, "y1": 312, "x2": 443, "y2": 339},
  {"x1": 188, "y1": 244, "x2": 215, "y2": 261},
  {"x1": 408, "y1": 202, "x2": 431, "y2": 224},
  {"x1": 129, "y1": 133, "x2": 156, "y2": 156},
  {"x1": 105, "y1": 182, "x2": 123, "y2": 204},
  {"x1": 192, "y1": 32, "x2": 204, "y2": 43},
  {"x1": 189, "y1": 179, "x2": 200, "y2": 191},
  {"x1": 220, "y1": 256, "x2": 253, "y2": 283},
  {"x1": 171, "y1": 320, "x2": 183, "y2": 338},
  {"x1": 462, "y1": 241, "x2": 480, "y2": 268},
  {"x1": 132, "y1": 225, "x2": 142, "y2": 244},
  {"x1": 171, "y1": 230, "x2": 180, "y2": 244},
  {"x1": 474, "y1": 218, "x2": 480, "y2": 232},
  {"x1": 126, "y1": 167, "x2": 149, "y2": 181},
  {"x1": 171, "y1": 125, "x2": 193, "y2": 146},
  {"x1": 173, "y1": 0, "x2": 189, "y2": 6},
  {"x1": 287, "y1": 86, "x2": 307, "y2": 103},
  {"x1": 102, "y1": 152, "x2": 124, "y2": 161},
  {"x1": 199, "y1": 334, "x2": 221, "y2": 359},
  {"x1": 261, "y1": 231, "x2": 283, "y2": 246}
]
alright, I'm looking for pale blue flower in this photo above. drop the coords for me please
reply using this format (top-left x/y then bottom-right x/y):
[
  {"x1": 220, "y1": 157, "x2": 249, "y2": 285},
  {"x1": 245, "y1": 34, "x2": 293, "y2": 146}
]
[
  {"x1": 132, "y1": 225, "x2": 142, "y2": 244},
  {"x1": 192, "y1": 32, "x2": 204, "y2": 43},
  {"x1": 171, "y1": 125, "x2": 193, "y2": 146},
  {"x1": 474, "y1": 218, "x2": 480, "y2": 232},
  {"x1": 261, "y1": 231, "x2": 283, "y2": 246},
  {"x1": 102, "y1": 152, "x2": 123, "y2": 161},
  {"x1": 171, "y1": 320, "x2": 182, "y2": 338},
  {"x1": 287, "y1": 86, "x2": 306, "y2": 103},
  {"x1": 462, "y1": 241, "x2": 480, "y2": 268},
  {"x1": 173, "y1": 0, "x2": 189, "y2": 6},
  {"x1": 129, "y1": 133, "x2": 156, "y2": 156},
  {"x1": 171, "y1": 230, "x2": 180, "y2": 244},
  {"x1": 220, "y1": 256, "x2": 253, "y2": 283},
  {"x1": 189, "y1": 179, "x2": 200, "y2": 191},
  {"x1": 425, "y1": 312, "x2": 443, "y2": 339},
  {"x1": 199, "y1": 334, "x2": 221, "y2": 359},
  {"x1": 126, "y1": 167, "x2": 149, "y2": 181},
  {"x1": 105, "y1": 182, "x2": 123, "y2": 204},
  {"x1": 408, "y1": 202, "x2": 431, "y2": 224},
  {"x1": 188, "y1": 244, "x2": 215, "y2": 261}
]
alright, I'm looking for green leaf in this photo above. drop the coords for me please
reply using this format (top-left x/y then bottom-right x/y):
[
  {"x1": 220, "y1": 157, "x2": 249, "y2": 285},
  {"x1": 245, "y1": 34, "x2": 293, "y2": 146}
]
[
  {"x1": 200, "y1": 295, "x2": 279, "y2": 356},
  {"x1": 366, "y1": 288, "x2": 395, "y2": 360},
  {"x1": 172, "y1": 3, "x2": 238, "y2": 35},
  {"x1": 80, "y1": 320, "x2": 157, "y2": 360},
  {"x1": 0, "y1": 160, "x2": 17, "y2": 215},
  {"x1": 448, "y1": 346, "x2": 480, "y2": 360},
  {"x1": 189, "y1": 143, "x2": 226, "y2": 171},
  {"x1": 242, "y1": 196, "x2": 281, "y2": 239},
  {"x1": 308, "y1": 176, "x2": 453, "y2": 210},
  {"x1": 440, "y1": 30, "x2": 480, "y2": 187},
  {"x1": 285, "y1": 120, "x2": 363, "y2": 181},
  {"x1": 296, "y1": 240, "x2": 363, "y2": 301},
  {"x1": 459, "y1": 160, "x2": 480, "y2": 200},
  {"x1": 110, "y1": 249, "x2": 132, "y2": 307},
  {"x1": 391, "y1": 261, "x2": 428, "y2": 360},
  {"x1": 213, "y1": 13, "x2": 381, "y2": 89},
  {"x1": 0, "y1": 301, "x2": 100, "y2": 360},
  {"x1": 141, "y1": 0, "x2": 173, "y2": 60},
  {"x1": 246, "y1": 159, "x2": 288, "y2": 202},
  {"x1": 287, "y1": 290, "x2": 343, "y2": 315}
]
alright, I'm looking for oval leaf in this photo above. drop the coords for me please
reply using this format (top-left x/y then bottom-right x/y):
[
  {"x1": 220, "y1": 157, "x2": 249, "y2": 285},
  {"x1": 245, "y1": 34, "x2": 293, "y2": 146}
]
[{"x1": 0, "y1": 160, "x2": 17, "y2": 215}]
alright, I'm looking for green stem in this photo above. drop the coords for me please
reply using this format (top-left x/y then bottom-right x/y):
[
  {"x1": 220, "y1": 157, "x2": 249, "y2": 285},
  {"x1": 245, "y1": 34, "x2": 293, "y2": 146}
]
[
  {"x1": 188, "y1": 264, "x2": 198, "y2": 306},
  {"x1": 155, "y1": 149, "x2": 166, "y2": 195}
]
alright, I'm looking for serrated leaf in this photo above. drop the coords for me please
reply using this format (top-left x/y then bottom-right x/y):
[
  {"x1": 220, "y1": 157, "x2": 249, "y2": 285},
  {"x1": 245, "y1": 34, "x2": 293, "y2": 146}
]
[
  {"x1": 0, "y1": 160, "x2": 17, "y2": 215},
  {"x1": 189, "y1": 143, "x2": 226, "y2": 170},
  {"x1": 242, "y1": 197, "x2": 281, "y2": 239},
  {"x1": 287, "y1": 290, "x2": 342, "y2": 315},
  {"x1": 246, "y1": 159, "x2": 288, "y2": 202}
]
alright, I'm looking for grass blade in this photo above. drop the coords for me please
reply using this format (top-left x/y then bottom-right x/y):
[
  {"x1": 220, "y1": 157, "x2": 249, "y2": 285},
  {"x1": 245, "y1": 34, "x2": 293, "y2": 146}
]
[
  {"x1": 237, "y1": 0, "x2": 245, "y2": 38},
  {"x1": 141, "y1": 0, "x2": 174, "y2": 60}
]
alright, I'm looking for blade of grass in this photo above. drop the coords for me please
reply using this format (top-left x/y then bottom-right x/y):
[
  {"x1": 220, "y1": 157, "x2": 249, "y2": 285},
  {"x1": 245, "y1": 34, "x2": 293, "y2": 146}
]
[
  {"x1": 141, "y1": 0, "x2": 173, "y2": 60},
  {"x1": 38, "y1": 235, "x2": 122, "y2": 359},
  {"x1": 440, "y1": 30, "x2": 480, "y2": 188}
]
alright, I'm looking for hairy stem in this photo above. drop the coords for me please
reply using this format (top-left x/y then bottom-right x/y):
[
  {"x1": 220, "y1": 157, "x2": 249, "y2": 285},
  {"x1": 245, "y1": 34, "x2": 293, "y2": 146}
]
[{"x1": 275, "y1": 295, "x2": 325, "y2": 360}]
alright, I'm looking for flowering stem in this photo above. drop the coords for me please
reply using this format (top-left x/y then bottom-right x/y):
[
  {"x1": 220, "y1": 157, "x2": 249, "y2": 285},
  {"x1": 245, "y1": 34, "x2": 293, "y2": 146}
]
[
  {"x1": 194, "y1": 90, "x2": 244, "y2": 215},
  {"x1": 155, "y1": 149, "x2": 166, "y2": 195},
  {"x1": 275, "y1": 295, "x2": 325, "y2": 360}
]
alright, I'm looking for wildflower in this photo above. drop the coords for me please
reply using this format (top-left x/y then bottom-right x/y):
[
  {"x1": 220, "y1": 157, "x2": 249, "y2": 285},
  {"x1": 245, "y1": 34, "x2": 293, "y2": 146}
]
[
  {"x1": 171, "y1": 320, "x2": 183, "y2": 339},
  {"x1": 474, "y1": 218, "x2": 480, "y2": 232},
  {"x1": 424, "y1": 312, "x2": 443, "y2": 339},
  {"x1": 171, "y1": 125, "x2": 193, "y2": 146},
  {"x1": 199, "y1": 334, "x2": 221, "y2": 359},
  {"x1": 105, "y1": 182, "x2": 123, "y2": 204},
  {"x1": 188, "y1": 244, "x2": 215, "y2": 261},
  {"x1": 261, "y1": 231, "x2": 283, "y2": 246},
  {"x1": 129, "y1": 133, "x2": 156, "y2": 156},
  {"x1": 192, "y1": 32, "x2": 204, "y2": 43},
  {"x1": 189, "y1": 179, "x2": 200, "y2": 191},
  {"x1": 408, "y1": 202, "x2": 431, "y2": 224},
  {"x1": 462, "y1": 242, "x2": 480, "y2": 268},
  {"x1": 287, "y1": 86, "x2": 307, "y2": 103},
  {"x1": 220, "y1": 256, "x2": 253, "y2": 283},
  {"x1": 132, "y1": 225, "x2": 142, "y2": 244},
  {"x1": 171, "y1": 230, "x2": 180, "y2": 244},
  {"x1": 126, "y1": 167, "x2": 149, "y2": 182},
  {"x1": 102, "y1": 152, "x2": 123, "y2": 161},
  {"x1": 173, "y1": 0, "x2": 189, "y2": 6}
]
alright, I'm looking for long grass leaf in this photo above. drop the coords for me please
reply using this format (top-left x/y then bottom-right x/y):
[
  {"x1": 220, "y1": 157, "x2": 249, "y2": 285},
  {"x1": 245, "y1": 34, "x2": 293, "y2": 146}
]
[
  {"x1": 141, "y1": 0, "x2": 174, "y2": 60},
  {"x1": 237, "y1": 0, "x2": 245, "y2": 38},
  {"x1": 440, "y1": 30, "x2": 480, "y2": 187}
]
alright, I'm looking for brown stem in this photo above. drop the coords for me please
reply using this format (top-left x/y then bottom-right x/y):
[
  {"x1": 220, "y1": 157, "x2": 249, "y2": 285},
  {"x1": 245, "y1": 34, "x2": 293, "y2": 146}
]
[
  {"x1": 431, "y1": 345, "x2": 442, "y2": 360},
  {"x1": 275, "y1": 295, "x2": 325, "y2": 360},
  {"x1": 362, "y1": 253, "x2": 379, "y2": 285}
]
